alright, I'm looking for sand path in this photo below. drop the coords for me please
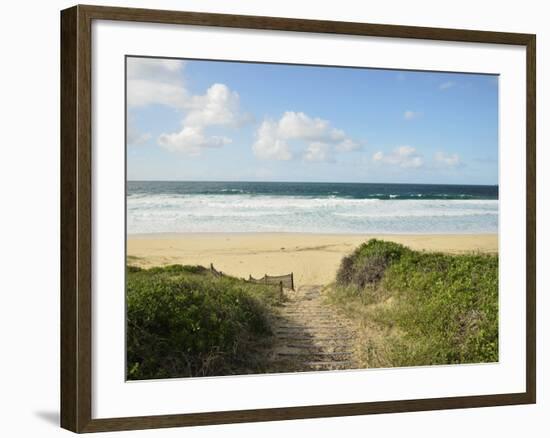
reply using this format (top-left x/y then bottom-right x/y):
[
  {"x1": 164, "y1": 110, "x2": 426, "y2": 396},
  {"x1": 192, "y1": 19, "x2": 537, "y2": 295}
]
[{"x1": 268, "y1": 285, "x2": 359, "y2": 371}]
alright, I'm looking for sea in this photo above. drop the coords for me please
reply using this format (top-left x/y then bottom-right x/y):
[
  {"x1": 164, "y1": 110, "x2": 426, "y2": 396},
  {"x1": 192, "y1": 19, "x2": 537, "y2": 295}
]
[{"x1": 127, "y1": 181, "x2": 498, "y2": 235}]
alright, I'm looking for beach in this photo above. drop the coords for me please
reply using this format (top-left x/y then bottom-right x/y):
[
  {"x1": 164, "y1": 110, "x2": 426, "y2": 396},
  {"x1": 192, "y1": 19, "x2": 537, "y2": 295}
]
[
  {"x1": 127, "y1": 181, "x2": 499, "y2": 285},
  {"x1": 127, "y1": 233, "x2": 498, "y2": 286},
  {"x1": 123, "y1": 60, "x2": 502, "y2": 379}
]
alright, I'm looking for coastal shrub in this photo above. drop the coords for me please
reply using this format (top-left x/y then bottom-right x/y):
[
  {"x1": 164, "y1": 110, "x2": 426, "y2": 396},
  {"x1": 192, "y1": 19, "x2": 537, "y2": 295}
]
[
  {"x1": 336, "y1": 239, "x2": 410, "y2": 289},
  {"x1": 330, "y1": 240, "x2": 498, "y2": 367},
  {"x1": 126, "y1": 265, "x2": 282, "y2": 380}
]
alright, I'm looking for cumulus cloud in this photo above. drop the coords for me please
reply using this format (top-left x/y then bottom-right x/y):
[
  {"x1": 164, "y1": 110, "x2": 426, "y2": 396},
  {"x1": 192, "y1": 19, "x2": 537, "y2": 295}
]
[
  {"x1": 252, "y1": 120, "x2": 292, "y2": 160},
  {"x1": 434, "y1": 151, "x2": 462, "y2": 168},
  {"x1": 159, "y1": 83, "x2": 248, "y2": 154},
  {"x1": 304, "y1": 142, "x2": 332, "y2": 162},
  {"x1": 439, "y1": 81, "x2": 455, "y2": 90},
  {"x1": 158, "y1": 126, "x2": 232, "y2": 156},
  {"x1": 253, "y1": 111, "x2": 360, "y2": 162},
  {"x1": 127, "y1": 57, "x2": 183, "y2": 80},
  {"x1": 127, "y1": 57, "x2": 248, "y2": 155},
  {"x1": 127, "y1": 58, "x2": 188, "y2": 108},
  {"x1": 403, "y1": 110, "x2": 421, "y2": 120},
  {"x1": 183, "y1": 84, "x2": 245, "y2": 128},
  {"x1": 335, "y1": 138, "x2": 360, "y2": 152},
  {"x1": 372, "y1": 146, "x2": 423, "y2": 168}
]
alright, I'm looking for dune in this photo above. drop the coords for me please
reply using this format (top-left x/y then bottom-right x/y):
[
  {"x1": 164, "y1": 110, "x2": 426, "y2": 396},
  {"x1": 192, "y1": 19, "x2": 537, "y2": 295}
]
[{"x1": 127, "y1": 233, "x2": 498, "y2": 286}]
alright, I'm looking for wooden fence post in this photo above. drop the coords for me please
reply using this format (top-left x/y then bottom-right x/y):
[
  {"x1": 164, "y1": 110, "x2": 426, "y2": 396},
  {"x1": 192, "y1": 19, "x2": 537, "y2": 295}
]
[
  {"x1": 279, "y1": 281, "x2": 283, "y2": 299},
  {"x1": 290, "y1": 272, "x2": 294, "y2": 290}
]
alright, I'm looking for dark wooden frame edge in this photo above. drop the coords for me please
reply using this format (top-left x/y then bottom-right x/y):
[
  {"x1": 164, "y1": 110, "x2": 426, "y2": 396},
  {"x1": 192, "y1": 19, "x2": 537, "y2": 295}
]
[{"x1": 60, "y1": 4, "x2": 536, "y2": 433}]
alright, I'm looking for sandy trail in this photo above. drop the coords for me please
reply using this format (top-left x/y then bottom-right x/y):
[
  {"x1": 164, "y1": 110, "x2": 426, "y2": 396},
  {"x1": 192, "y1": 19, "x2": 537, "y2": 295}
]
[{"x1": 268, "y1": 285, "x2": 359, "y2": 372}]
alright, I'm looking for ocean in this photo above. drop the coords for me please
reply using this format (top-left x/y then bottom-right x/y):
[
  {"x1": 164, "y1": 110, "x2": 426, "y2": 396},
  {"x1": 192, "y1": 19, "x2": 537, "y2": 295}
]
[{"x1": 127, "y1": 181, "x2": 498, "y2": 235}]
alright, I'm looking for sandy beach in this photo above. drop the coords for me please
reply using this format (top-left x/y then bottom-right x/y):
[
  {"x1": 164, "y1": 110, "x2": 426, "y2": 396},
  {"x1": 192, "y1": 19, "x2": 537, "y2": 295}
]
[{"x1": 127, "y1": 233, "x2": 498, "y2": 286}]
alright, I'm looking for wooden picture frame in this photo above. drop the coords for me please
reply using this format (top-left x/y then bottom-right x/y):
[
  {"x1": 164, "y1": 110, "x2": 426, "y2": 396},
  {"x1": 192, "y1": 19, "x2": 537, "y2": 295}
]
[{"x1": 61, "y1": 4, "x2": 536, "y2": 433}]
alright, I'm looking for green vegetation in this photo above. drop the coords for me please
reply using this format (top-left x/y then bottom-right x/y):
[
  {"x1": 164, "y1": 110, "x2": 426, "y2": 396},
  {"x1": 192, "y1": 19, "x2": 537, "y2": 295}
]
[
  {"x1": 328, "y1": 239, "x2": 498, "y2": 368},
  {"x1": 126, "y1": 264, "x2": 283, "y2": 380}
]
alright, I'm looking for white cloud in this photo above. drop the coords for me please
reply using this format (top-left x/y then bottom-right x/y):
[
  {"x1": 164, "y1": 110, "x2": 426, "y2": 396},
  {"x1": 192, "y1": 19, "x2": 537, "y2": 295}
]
[
  {"x1": 372, "y1": 146, "x2": 423, "y2": 168},
  {"x1": 183, "y1": 83, "x2": 245, "y2": 128},
  {"x1": 439, "y1": 81, "x2": 455, "y2": 90},
  {"x1": 159, "y1": 84, "x2": 245, "y2": 156},
  {"x1": 335, "y1": 138, "x2": 360, "y2": 152},
  {"x1": 158, "y1": 126, "x2": 231, "y2": 156},
  {"x1": 127, "y1": 58, "x2": 248, "y2": 156},
  {"x1": 127, "y1": 57, "x2": 184, "y2": 80},
  {"x1": 252, "y1": 120, "x2": 292, "y2": 160},
  {"x1": 127, "y1": 58, "x2": 187, "y2": 108},
  {"x1": 404, "y1": 110, "x2": 421, "y2": 120},
  {"x1": 304, "y1": 142, "x2": 331, "y2": 162},
  {"x1": 434, "y1": 151, "x2": 461, "y2": 168},
  {"x1": 253, "y1": 111, "x2": 360, "y2": 161},
  {"x1": 278, "y1": 112, "x2": 330, "y2": 140},
  {"x1": 159, "y1": 83, "x2": 247, "y2": 155},
  {"x1": 372, "y1": 151, "x2": 384, "y2": 162}
]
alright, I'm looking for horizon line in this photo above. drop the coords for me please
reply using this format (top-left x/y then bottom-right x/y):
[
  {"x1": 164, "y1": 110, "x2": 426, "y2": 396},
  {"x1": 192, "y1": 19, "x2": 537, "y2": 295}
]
[{"x1": 126, "y1": 180, "x2": 498, "y2": 187}]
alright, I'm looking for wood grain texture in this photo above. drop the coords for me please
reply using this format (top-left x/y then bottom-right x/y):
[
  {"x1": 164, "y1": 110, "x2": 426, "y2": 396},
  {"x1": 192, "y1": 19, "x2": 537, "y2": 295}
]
[
  {"x1": 60, "y1": 5, "x2": 78, "y2": 432},
  {"x1": 77, "y1": 4, "x2": 93, "y2": 432},
  {"x1": 60, "y1": 4, "x2": 537, "y2": 433},
  {"x1": 81, "y1": 392, "x2": 534, "y2": 433},
  {"x1": 78, "y1": 4, "x2": 534, "y2": 44}
]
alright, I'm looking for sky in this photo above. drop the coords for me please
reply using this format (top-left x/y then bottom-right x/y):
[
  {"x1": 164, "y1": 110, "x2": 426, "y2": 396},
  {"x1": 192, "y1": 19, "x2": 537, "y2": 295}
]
[{"x1": 126, "y1": 56, "x2": 498, "y2": 185}]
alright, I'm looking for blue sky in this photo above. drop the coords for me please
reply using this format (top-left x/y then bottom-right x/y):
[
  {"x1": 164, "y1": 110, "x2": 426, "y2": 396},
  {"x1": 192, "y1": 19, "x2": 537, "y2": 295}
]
[{"x1": 127, "y1": 56, "x2": 498, "y2": 185}]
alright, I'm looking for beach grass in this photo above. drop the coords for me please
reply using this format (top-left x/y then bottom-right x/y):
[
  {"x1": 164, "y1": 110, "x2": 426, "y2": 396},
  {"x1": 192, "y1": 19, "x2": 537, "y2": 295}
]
[
  {"x1": 126, "y1": 239, "x2": 499, "y2": 379},
  {"x1": 327, "y1": 239, "x2": 498, "y2": 368},
  {"x1": 126, "y1": 264, "x2": 284, "y2": 380}
]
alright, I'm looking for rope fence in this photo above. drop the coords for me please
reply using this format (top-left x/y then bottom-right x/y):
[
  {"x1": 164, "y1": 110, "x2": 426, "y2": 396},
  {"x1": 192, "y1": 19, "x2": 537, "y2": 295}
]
[
  {"x1": 209, "y1": 263, "x2": 224, "y2": 278},
  {"x1": 248, "y1": 273, "x2": 294, "y2": 290},
  {"x1": 210, "y1": 263, "x2": 294, "y2": 294}
]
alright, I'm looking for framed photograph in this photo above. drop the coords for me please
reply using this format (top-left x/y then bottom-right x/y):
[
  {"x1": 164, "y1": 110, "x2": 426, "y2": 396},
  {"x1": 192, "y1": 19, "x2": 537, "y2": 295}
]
[{"x1": 60, "y1": 4, "x2": 536, "y2": 433}]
